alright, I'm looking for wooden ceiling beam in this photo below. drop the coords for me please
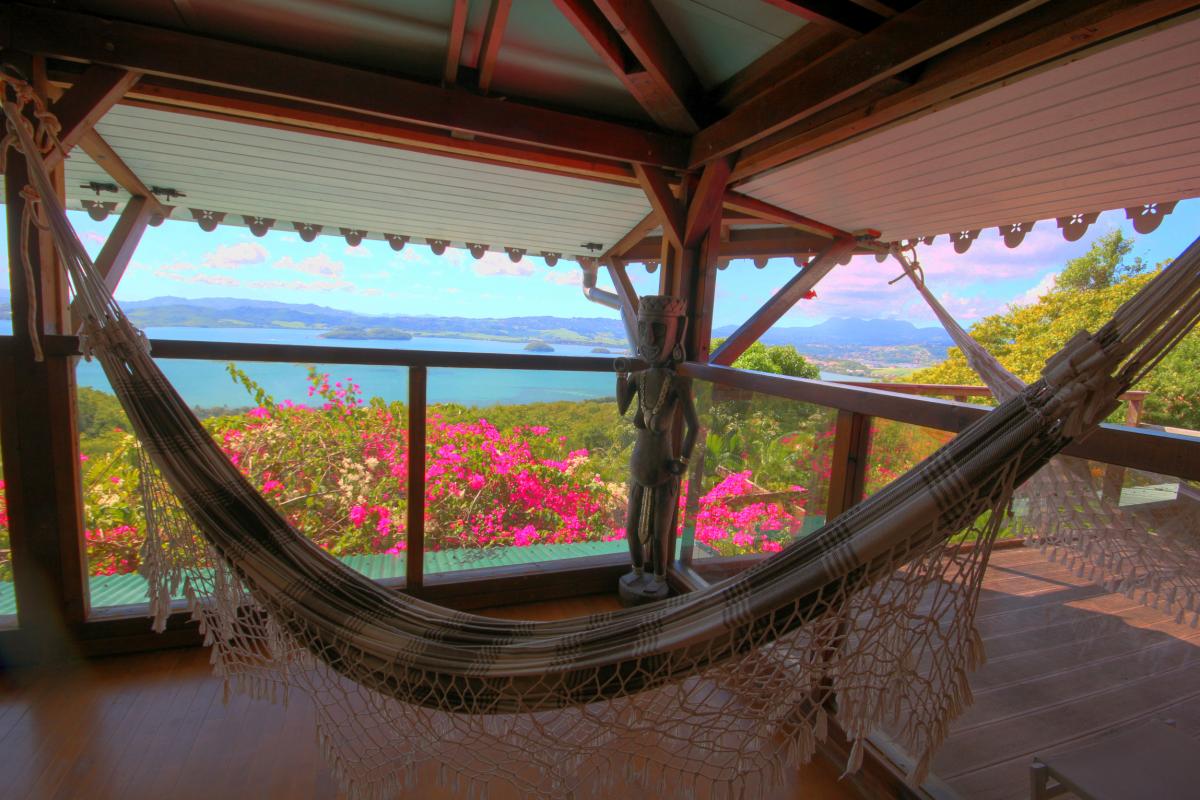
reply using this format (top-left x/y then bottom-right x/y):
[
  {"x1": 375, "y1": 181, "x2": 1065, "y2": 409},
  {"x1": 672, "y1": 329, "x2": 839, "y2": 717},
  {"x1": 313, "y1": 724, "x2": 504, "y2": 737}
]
[
  {"x1": 722, "y1": 190, "x2": 860, "y2": 240},
  {"x1": 690, "y1": 0, "x2": 1050, "y2": 167},
  {"x1": 443, "y1": 0, "x2": 470, "y2": 85},
  {"x1": 758, "y1": 1, "x2": 887, "y2": 36},
  {"x1": 732, "y1": 0, "x2": 1200, "y2": 181},
  {"x1": 633, "y1": 163, "x2": 685, "y2": 251},
  {"x1": 683, "y1": 158, "x2": 732, "y2": 248},
  {"x1": 44, "y1": 64, "x2": 141, "y2": 168},
  {"x1": 6, "y1": 3, "x2": 688, "y2": 169},
  {"x1": 554, "y1": 0, "x2": 703, "y2": 132},
  {"x1": 476, "y1": 0, "x2": 512, "y2": 93},
  {"x1": 709, "y1": 236, "x2": 857, "y2": 366},
  {"x1": 603, "y1": 209, "x2": 660, "y2": 258}
]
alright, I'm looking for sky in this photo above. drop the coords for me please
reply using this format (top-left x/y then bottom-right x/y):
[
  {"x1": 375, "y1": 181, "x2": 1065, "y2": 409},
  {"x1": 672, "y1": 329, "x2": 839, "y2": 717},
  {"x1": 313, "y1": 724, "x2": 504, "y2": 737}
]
[{"x1": 3, "y1": 198, "x2": 1198, "y2": 331}]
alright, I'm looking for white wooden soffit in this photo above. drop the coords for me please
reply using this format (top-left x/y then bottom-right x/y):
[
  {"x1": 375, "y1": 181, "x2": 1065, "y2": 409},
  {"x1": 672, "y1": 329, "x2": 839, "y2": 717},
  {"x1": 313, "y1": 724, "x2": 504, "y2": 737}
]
[{"x1": 737, "y1": 15, "x2": 1200, "y2": 255}]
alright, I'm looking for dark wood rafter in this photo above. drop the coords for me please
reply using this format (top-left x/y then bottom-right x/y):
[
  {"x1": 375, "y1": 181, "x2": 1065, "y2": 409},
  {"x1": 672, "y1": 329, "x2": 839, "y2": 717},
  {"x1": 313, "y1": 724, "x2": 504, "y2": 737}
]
[
  {"x1": 604, "y1": 258, "x2": 640, "y2": 319},
  {"x1": 691, "y1": 0, "x2": 1051, "y2": 167},
  {"x1": 94, "y1": 196, "x2": 152, "y2": 291},
  {"x1": 5, "y1": 4, "x2": 688, "y2": 169},
  {"x1": 475, "y1": 0, "x2": 513, "y2": 93},
  {"x1": 553, "y1": 0, "x2": 703, "y2": 132},
  {"x1": 603, "y1": 209, "x2": 659, "y2": 259},
  {"x1": 758, "y1": 0, "x2": 887, "y2": 36},
  {"x1": 709, "y1": 236, "x2": 857, "y2": 366},
  {"x1": 633, "y1": 163, "x2": 685, "y2": 251},
  {"x1": 732, "y1": 0, "x2": 1198, "y2": 180},
  {"x1": 443, "y1": 0, "x2": 470, "y2": 85},
  {"x1": 722, "y1": 190, "x2": 864, "y2": 240},
  {"x1": 44, "y1": 64, "x2": 141, "y2": 168},
  {"x1": 683, "y1": 158, "x2": 732, "y2": 248}
]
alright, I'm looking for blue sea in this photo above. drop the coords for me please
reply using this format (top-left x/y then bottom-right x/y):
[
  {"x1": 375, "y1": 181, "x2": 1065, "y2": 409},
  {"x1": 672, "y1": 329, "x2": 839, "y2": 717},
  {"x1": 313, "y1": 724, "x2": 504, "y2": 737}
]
[{"x1": 0, "y1": 323, "x2": 853, "y2": 407}]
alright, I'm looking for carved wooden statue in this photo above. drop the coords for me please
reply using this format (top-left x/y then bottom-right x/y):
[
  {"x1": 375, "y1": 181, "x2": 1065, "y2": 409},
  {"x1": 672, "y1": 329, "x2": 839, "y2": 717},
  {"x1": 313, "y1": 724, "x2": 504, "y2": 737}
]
[{"x1": 616, "y1": 295, "x2": 699, "y2": 605}]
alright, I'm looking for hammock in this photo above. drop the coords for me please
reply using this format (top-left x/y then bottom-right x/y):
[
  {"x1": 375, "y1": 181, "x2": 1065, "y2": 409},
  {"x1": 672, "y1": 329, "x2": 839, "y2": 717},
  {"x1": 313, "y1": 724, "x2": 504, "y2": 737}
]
[
  {"x1": 893, "y1": 248, "x2": 1200, "y2": 625},
  {"x1": 6, "y1": 83, "x2": 1200, "y2": 799}
]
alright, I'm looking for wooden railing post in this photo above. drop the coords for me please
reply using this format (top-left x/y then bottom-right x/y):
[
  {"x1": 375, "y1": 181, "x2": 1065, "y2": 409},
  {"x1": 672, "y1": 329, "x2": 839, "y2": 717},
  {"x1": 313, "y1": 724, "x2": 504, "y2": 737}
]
[
  {"x1": 826, "y1": 410, "x2": 872, "y2": 519},
  {"x1": 405, "y1": 366, "x2": 427, "y2": 592}
]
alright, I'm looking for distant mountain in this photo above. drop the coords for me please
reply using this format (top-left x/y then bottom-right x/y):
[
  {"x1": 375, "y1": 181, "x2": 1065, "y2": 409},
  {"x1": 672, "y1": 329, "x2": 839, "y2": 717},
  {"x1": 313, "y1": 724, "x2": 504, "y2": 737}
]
[
  {"x1": 713, "y1": 317, "x2": 953, "y2": 349},
  {"x1": 0, "y1": 289, "x2": 8, "y2": 320},
  {"x1": 119, "y1": 296, "x2": 629, "y2": 347}
]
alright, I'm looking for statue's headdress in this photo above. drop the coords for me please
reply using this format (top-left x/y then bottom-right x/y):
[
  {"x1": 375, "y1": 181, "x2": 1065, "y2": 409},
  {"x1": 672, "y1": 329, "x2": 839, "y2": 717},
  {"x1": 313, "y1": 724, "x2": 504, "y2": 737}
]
[{"x1": 637, "y1": 295, "x2": 686, "y2": 320}]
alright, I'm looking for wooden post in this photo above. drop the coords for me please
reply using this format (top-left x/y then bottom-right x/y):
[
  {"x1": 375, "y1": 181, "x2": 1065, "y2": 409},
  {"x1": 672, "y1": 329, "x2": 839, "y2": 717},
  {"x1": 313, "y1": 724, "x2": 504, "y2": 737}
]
[
  {"x1": 826, "y1": 410, "x2": 872, "y2": 518},
  {"x1": 3, "y1": 129, "x2": 89, "y2": 661},
  {"x1": 405, "y1": 366, "x2": 427, "y2": 592}
]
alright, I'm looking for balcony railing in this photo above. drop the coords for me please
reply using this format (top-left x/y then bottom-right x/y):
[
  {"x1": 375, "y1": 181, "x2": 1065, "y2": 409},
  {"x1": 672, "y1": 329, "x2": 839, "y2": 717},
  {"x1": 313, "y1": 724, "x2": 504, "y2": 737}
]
[{"x1": 1, "y1": 333, "x2": 1198, "y2": 658}]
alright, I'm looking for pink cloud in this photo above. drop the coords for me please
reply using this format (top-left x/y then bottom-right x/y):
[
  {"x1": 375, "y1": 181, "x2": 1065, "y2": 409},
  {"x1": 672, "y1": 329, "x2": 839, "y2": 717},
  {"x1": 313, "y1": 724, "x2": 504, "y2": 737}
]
[
  {"x1": 83, "y1": 231, "x2": 106, "y2": 246},
  {"x1": 203, "y1": 242, "x2": 268, "y2": 269}
]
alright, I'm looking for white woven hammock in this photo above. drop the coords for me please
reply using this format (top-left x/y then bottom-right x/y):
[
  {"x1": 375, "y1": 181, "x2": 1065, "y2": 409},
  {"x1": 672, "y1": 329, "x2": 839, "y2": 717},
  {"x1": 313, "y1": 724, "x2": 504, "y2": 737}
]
[
  {"x1": 894, "y1": 248, "x2": 1200, "y2": 626},
  {"x1": 6, "y1": 82, "x2": 1200, "y2": 799}
]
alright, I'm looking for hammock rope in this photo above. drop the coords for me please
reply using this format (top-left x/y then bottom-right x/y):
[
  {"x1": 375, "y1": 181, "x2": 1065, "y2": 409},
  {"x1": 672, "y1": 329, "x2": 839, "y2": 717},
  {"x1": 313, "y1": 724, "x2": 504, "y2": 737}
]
[
  {"x1": 6, "y1": 79, "x2": 1200, "y2": 798},
  {"x1": 891, "y1": 244, "x2": 1200, "y2": 625}
]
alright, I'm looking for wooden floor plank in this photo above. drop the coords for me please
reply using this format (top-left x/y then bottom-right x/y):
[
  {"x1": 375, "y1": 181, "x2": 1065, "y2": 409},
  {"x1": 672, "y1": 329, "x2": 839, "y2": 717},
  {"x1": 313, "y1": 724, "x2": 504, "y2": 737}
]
[
  {"x1": 0, "y1": 594, "x2": 852, "y2": 799},
  {"x1": 928, "y1": 548, "x2": 1200, "y2": 800}
]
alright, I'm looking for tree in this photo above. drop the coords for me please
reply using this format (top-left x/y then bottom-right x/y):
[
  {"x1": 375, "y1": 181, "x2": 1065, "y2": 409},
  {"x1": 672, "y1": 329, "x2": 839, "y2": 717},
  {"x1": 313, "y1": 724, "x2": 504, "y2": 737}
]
[
  {"x1": 912, "y1": 236, "x2": 1199, "y2": 430},
  {"x1": 710, "y1": 339, "x2": 820, "y2": 379},
  {"x1": 1057, "y1": 229, "x2": 1147, "y2": 291}
]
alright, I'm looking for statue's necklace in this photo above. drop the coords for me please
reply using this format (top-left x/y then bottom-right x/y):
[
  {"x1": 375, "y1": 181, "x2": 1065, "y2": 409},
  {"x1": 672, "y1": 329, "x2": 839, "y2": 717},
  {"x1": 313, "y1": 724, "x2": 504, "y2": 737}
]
[{"x1": 638, "y1": 368, "x2": 672, "y2": 419}]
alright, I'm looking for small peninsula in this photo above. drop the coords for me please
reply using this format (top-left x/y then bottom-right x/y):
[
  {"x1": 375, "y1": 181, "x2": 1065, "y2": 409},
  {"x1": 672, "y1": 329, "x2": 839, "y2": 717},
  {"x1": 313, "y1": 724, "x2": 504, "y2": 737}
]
[
  {"x1": 525, "y1": 340, "x2": 554, "y2": 353},
  {"x1": 319, "y1": 326, "x2": 413, "y2": 341}
]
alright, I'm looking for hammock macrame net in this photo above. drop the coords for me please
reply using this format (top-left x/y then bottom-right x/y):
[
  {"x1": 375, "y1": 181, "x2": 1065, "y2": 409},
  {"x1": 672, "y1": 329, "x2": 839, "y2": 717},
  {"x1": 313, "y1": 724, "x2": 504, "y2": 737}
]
[
  {"x1": 5, "y1": 82, "x2": 1200, "y2": 799},
  {"x1": 894, "y1": 249, "x2": 1200, "y2": 626}
]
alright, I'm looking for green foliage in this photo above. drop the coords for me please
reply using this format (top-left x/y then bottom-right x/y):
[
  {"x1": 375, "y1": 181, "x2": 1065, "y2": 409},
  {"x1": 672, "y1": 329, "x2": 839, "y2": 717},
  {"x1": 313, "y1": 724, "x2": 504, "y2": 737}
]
[
  {"x1": 913, "y1": 233, "x2": 1200, "y2": 430},
  {"x1": 711, "y1": 339, "x2": 820, "y2": 379},
  {"x1": 77, "y1": 385, "x2": 133, "y2": 460},
  {"x1": 1057, "y1": 229, "x2": 1147, "y2": 291}
]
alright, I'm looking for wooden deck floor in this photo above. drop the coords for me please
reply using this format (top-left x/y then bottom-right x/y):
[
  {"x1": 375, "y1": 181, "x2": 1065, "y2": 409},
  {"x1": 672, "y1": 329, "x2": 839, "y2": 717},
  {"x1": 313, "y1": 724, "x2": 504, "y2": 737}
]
[
  {"x1": 0, "y1": 594, "x2": 851, "y2": 800},
  {"x1": 929, "y1": 546, "x2": 1200, "y2": 800}
]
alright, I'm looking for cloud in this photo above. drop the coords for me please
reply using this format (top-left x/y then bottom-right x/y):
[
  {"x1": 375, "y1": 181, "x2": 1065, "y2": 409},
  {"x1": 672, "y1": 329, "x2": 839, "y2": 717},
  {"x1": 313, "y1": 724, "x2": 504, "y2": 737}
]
[
  {"x1": 344, "y1": 244, "x2": 371, "y2": 258},
  {"x1": 203, "y1": 242, "x2": 268, "y2": 269},
  {"x1": 544, "y1": 269, "x2": 582, "y2": 286},
  {"x1": 359, "y1": 287, "x2": 383, "y2": 297},
  {"x1": 1012, "y1": 272, "x2": 1057, "y2": 307},
  {"x1": 472, "y1": 251, "x2": 535, "y2": 277},
  {"x1": 83, "y1": 231, "x2": 106, "y2": 246},
  {"x1": 274, "y1": 253, "x2": 344, "y2": 278},
  {"x1": 153, "y1": 270, "x2": 242, "y2": 287}
]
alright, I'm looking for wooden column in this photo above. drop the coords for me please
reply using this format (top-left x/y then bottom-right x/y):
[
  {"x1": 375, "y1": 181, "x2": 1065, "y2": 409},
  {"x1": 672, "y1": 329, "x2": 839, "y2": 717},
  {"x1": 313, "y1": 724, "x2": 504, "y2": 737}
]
[
  {"x1": 405, "y1": 366, "x2": 427, "y2": 592},
  {"x1": 3, "y1": 140, "x2": 89, "y2": 661},
  {"x1": 826, "y1": 410, "x2": 872, "y2": 518}
]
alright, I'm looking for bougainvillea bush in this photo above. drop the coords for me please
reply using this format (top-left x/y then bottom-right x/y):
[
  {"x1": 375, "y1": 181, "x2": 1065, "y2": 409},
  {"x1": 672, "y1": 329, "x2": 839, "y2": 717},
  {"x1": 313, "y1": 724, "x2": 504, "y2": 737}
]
[{"x1": 0, "y1": 366, "x2": 837, "y2": 583}]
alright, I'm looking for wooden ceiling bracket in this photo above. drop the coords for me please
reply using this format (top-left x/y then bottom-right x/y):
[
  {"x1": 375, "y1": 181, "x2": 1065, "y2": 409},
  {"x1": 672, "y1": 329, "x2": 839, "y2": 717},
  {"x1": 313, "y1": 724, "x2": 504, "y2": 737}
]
[
  {"x1": 709, "y1": 236, "x2": 858, "y2": 366},
  {"x1": 633, "y1": 163, "x2": 685, "y2": 252}
]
